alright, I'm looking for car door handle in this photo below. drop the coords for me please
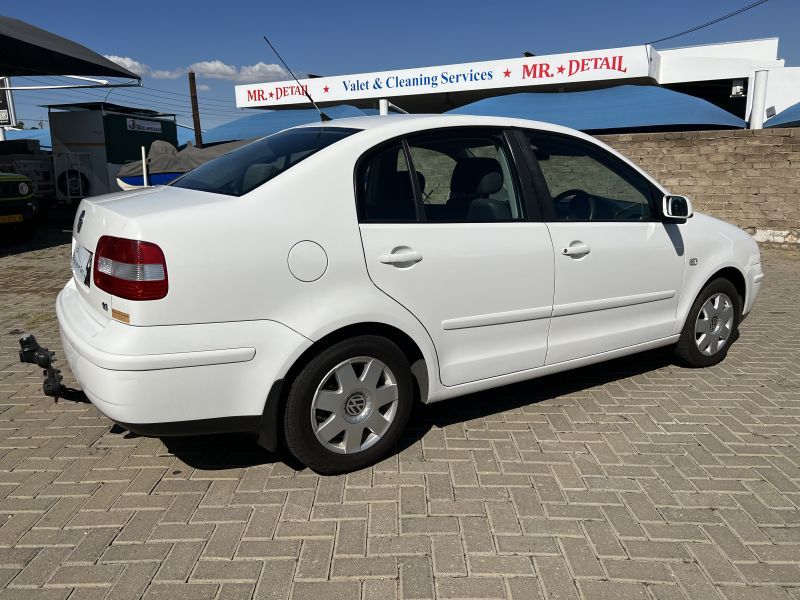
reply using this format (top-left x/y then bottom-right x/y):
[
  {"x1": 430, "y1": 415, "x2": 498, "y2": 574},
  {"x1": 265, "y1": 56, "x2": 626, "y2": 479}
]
[
  {"x1": 379, "y1": 250, "x2": 423, "y2": 266},
  {"x1": 562, "y1": 242, "x2": 590, "y2": 257}
]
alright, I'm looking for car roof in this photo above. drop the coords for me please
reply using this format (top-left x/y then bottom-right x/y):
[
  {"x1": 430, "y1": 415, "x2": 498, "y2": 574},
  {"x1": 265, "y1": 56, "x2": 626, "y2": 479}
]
[
  {"x1": 294, "y1": 113, "x2": 588, "y2": 139},
  {"x1": 293, "y1": 113, "x2": 667, "y2": 194}
]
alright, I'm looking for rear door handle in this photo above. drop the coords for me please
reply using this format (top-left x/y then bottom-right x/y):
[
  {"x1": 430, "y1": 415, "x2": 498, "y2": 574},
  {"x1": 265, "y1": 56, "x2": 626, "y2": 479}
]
[
  {"x1": 379, "y1": 250, "x2": 423, "y2": 266},
  {"x1": 562, "y1": 242, "x2": 590, "y2": 257}
]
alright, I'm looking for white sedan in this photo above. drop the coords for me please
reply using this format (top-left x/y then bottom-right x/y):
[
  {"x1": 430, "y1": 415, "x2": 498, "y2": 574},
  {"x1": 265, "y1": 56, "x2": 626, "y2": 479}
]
[{"x1": 54, "y1": 114, "x2": 763, "y2": 473}]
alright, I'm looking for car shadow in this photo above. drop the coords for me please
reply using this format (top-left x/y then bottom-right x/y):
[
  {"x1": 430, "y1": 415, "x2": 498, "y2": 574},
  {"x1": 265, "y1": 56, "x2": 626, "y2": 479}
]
[
  {"x1": 129, "y1": 346, "x2": 676, "y2": 473},
  {"x1": 401, "y1": 346, "x2": 675, "y2": 445}
]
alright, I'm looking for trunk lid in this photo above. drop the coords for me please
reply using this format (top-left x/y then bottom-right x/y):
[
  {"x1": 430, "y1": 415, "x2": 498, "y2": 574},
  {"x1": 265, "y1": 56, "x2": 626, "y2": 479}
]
[
  {"x1": 69, "y1": 186, "x2": 227, "y2": 325},
  {"x1": 70, "y1": 187, "x2": 163, "y2": 324}
]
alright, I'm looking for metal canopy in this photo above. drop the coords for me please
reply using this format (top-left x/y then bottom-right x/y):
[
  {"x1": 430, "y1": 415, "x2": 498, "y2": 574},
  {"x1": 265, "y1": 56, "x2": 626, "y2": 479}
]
[
  {"x1": 0, "y1": 16, "x2": 140, "y2": 79},
  {"x1": 44, "y1": 102, "x2": 173, "y2": 118}
]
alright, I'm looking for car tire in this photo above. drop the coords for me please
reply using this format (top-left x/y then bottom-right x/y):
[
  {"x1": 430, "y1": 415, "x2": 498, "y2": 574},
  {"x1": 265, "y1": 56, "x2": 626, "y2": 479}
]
[
  {"x1": 675, "y1": 278, "x2": 742, "y2": 368},
  {"x1": 283, "y1": 335, "x2": 413, "y2": 474}
]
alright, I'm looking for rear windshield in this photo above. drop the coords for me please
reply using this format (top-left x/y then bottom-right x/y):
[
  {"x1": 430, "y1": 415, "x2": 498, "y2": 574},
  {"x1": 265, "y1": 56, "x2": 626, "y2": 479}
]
[{"x1": 171, "y1": 126, "x2": 359, "y2": 197}]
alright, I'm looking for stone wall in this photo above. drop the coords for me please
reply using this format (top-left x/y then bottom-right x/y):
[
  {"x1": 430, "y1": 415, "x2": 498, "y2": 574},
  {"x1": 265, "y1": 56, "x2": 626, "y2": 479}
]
[{"x1": 597, "y1": 128, "x2": 800, "y2": 247}]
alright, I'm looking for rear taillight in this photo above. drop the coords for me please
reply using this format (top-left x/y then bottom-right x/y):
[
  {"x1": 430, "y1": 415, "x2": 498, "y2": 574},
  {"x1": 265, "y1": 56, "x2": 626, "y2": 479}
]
[{"x1": 93, "y1": 236, "x2": 168, "y2": 300}]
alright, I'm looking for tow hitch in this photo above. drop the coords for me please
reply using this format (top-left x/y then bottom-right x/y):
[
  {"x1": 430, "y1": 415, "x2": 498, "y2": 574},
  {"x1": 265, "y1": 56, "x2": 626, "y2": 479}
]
[{"x1": 18, "y1": 334, "x2": 63, "y2": 401}]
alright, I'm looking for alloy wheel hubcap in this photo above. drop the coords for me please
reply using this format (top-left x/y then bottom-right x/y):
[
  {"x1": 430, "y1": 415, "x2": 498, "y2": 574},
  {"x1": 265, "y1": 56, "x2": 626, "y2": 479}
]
[
  {"x1": 310, "y1": 356, "x2": 399, "y2": 454},
  {"x1": 695, "y1": 292, "x2": 734, "y2": 356}
]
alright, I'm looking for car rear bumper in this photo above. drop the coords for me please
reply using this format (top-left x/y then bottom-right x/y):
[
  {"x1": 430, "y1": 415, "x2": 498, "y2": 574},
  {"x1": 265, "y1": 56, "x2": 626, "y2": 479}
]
[{"x1": 56, "y1": 279, "x2": 311, "y2": 430}]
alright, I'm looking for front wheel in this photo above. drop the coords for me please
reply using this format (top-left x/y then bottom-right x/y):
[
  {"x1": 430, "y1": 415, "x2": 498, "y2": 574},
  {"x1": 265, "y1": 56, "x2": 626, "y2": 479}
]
[
  {"x1": 283, "y1": 336, "x2": 413, "y2": 474},
  {"x1": 675, "y1": 278, "x2": 741, "y2": 368}
]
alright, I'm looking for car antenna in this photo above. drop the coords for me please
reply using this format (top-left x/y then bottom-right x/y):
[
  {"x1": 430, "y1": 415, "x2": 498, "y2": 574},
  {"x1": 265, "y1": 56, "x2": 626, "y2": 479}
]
[{"x1": 263, "y1": 35, "x2": 331, "y2": 122}]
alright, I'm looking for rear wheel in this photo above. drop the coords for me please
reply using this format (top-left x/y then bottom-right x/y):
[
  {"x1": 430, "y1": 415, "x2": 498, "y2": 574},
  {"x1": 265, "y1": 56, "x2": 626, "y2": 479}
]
[
  {"x1": 675, "y1": 278, "x2": 741, "y2": 368},
  {"x1": 283, "y1": 336, "x2": 413, "y2": 474}
]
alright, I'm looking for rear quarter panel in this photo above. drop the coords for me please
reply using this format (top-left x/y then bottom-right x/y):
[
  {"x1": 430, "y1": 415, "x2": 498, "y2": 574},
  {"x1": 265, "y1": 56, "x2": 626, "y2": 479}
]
[{"x1": 111, "y1": 135, "x2": 442, "y2": 388}]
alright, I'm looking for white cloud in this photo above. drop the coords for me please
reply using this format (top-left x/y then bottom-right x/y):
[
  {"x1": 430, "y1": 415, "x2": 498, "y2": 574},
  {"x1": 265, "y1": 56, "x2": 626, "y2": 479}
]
[
  {"x1": 109, "y1": 56, "x2": 292, "y2": 83},
  {"x1": 236, "y1": 62, "x2": 288, "y2": 83},
  {"x1": 189, "y1": 60, "x2": 239, "y2": 80},
  {"x1": 150, "y1": 68, "x2": 185, "y2": 80},
  {"x1": 104, "y1": 55, "x2": 150, "y2": 77},
  {"x1": 196, "y1": 84, "x2": 211, "y2": 92}
]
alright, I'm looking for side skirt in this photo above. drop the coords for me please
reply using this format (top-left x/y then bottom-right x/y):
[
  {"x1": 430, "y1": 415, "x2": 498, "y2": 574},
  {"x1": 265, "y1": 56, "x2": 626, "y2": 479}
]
[{"x1": 426, "y1": 335, "x2": 680, "y2": 403}]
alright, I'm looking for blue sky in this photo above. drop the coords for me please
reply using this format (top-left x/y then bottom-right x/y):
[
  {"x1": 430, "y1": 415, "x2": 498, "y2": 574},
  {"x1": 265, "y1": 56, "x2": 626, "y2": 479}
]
[{"x1": 5, "y1": 0, "x2": 798, "y2": 129}]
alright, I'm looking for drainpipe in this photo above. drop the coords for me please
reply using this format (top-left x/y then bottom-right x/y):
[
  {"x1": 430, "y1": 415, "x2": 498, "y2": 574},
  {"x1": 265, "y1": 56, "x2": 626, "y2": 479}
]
[
  {"x1": 379, "y1": 99, "x2": 389, "y2": 116},
  {"x1": 749, "y1": 70, "x2": 769, "y2": 130}
]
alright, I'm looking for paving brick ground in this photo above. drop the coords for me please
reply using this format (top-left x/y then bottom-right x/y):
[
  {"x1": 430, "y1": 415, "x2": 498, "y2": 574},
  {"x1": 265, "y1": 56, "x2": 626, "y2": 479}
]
[{"x1": 1, "y1": 223, "x2": 799, "y2": 599}]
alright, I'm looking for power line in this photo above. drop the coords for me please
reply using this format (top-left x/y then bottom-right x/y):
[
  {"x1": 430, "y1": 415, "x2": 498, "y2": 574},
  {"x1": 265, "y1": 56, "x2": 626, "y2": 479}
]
[
  {"x1": 12, "y1": 78, "x2": 249, "y2": 119},
  {"x1": 16, "y1": 75, "x2": 239, "y2": 107},
  {"x1": 646, "y1": 0, "x2": 771, "y2": 45}
]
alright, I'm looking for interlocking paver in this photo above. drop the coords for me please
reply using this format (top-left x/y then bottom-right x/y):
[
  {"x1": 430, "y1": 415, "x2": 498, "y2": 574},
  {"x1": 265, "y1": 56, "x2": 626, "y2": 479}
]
[{"x1": 1, "y1": 226, "x2": 800, "y2": 598}]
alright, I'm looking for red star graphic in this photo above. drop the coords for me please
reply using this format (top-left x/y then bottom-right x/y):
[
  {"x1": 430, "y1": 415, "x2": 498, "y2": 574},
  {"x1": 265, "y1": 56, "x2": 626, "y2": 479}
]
[
  {"x1": 323, "y1": 85, "x2": 329, "y2": 93},
  {"x1": 557, "y1": 65, "x2": 565, "y2": 75},
  {"x1": 268, "y1": 90, "x2": 274, "y2": 98},
  {"x1": 503, "y1": 68, "x2": 511, "y2": 78}
]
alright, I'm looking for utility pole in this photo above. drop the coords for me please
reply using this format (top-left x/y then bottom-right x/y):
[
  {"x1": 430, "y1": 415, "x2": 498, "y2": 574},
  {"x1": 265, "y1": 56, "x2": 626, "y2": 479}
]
[
  {"x1": 0, "y1": 77, "x2": 16, "y2": 142},
  {"x1": 188, "y1": 71, "x2": 203, "y2": 148}
]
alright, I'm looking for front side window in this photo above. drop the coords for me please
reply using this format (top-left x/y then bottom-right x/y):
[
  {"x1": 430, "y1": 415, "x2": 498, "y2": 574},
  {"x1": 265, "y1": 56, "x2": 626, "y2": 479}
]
[
  {"x1": 172, "y1": 126, "x2": 359, "y2": 197},
  {"x1": 525, "y1": 132, "x2": 655, "y2": 222}
]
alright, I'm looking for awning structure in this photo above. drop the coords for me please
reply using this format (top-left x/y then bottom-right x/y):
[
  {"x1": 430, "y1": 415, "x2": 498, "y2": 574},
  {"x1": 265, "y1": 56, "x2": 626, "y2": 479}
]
[
  {"x1": 448, "y1": 86, "x2": 746, "y2": 132},
  {"x1": 765, "y1": 101, "x2": 800, "y2": 128},
  {"x1": 0, "y1": 16, "x2": 139, "y2": 80}
]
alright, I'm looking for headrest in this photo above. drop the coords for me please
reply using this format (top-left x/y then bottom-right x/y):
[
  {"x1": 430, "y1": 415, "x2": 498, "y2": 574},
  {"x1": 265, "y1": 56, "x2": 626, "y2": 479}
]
[
  {"x1": 450, "y1": 157, "x2": 503, "y2": 197},
  {"x1": 390, "y1": 171, "x2": 425, "y2": 195},
  {"x1": 415, "y1": 171, "x2": 426, "y2": 195},
  {"x1": 242, "y1": 163, "x2": 277, "y2": 194},
  {"x1": 368, "y1": 171, "x2": 416, "y2": 220}
]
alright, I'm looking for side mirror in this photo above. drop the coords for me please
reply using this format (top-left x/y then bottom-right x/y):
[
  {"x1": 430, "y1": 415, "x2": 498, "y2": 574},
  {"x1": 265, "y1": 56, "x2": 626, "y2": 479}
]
[{"x1": 663, "y1": 195, "x2": 693, "y2": 221}]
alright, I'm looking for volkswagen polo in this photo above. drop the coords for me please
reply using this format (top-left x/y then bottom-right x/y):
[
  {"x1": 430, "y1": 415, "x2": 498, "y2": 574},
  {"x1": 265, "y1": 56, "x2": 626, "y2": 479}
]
[{"x1": 51, "y1": 114, "x2": 763, "y2": 473}]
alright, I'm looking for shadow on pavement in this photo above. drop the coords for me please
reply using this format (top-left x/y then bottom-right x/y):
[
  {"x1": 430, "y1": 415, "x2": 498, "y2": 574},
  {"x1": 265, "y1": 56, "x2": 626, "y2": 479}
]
[
  {"x1": 0, "y1": 207, "x2": 75, "y2": 257},
  {"x1": 124, "y1": 346, "x2": 675, "y2": 473}
]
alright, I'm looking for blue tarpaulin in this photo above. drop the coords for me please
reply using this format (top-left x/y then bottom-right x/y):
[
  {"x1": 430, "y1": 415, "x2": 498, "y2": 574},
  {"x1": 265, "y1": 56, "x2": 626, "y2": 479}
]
[
  {"x1": 447, "y1": 85, "x2": 745, "y2": 131},
  {"x1": 765, "y1": 101, "x2": 800, "y2": 128},
  {"x1": 202, "y1": 104, "x2": 377, "y2": 144},
  {"x1": 4, "y1": 127, "x2": 52, "y2": 147}
]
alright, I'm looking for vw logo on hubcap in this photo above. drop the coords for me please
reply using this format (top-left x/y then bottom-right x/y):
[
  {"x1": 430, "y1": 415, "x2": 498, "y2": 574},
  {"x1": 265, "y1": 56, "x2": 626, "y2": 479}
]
[{"x1": 344, "y1": 393, "x2": 367, "y2": 417}]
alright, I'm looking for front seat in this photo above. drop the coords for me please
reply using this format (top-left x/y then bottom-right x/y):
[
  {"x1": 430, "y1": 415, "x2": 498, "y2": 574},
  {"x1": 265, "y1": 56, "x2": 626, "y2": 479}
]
[{"x1": 446, "y1": 157, "x2": 504, "y2": 219}]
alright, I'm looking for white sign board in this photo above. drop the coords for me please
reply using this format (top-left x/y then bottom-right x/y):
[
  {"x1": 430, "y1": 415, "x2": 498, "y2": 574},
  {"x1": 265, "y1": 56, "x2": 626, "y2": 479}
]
[
  {"x1": 236, "y1": 45, "x2": 652, "y2": 109},
  {"x1": 126, "y1": 118, "x2": 162, "y2": 133}
]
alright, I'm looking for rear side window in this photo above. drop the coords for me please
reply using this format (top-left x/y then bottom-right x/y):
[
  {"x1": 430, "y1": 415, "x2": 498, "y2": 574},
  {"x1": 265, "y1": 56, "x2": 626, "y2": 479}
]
[
  {"x1": 356, "y1": 128, "x2": 523, "y2": 223},
  {"x1": 172, "y1": 127, "x2": 359, "y2": 197},
  {"x1": 407, "y1": 129, "x2": 522, "y2": 222}
]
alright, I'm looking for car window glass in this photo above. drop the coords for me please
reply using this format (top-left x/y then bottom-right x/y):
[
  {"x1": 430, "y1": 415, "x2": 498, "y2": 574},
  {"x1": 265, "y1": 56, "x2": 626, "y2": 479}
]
[
  {"x1": 357, "y1": 143, "x2": 417, "y2": 222},
  {"x1": 172, "y1": 127, "x2": 358, "y2": 197},
  {"x1": 525, "y1": 132, "x2": 654, "y2": 222},
  {"x1": 407, "y1": 130, "x2": 522, "y2": 222}
]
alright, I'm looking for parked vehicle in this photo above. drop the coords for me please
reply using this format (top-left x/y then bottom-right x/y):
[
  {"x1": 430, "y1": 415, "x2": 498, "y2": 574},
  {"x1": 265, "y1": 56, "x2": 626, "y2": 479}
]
[
  {"x1": 0, "y1": 171, "x2": 39, "y2": 241},
  {"x1": 52, "y1": 115, "x2": 763, "y2": 473}
]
